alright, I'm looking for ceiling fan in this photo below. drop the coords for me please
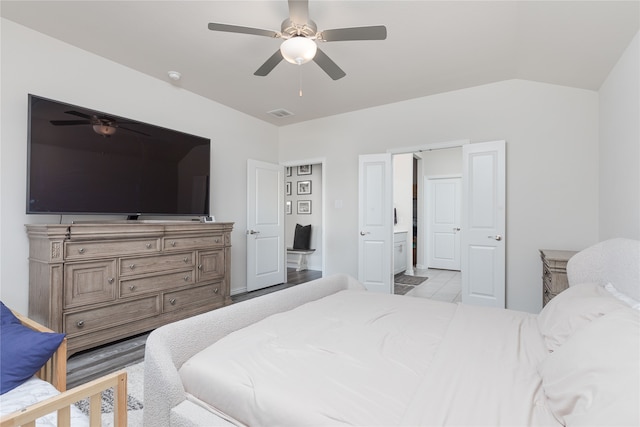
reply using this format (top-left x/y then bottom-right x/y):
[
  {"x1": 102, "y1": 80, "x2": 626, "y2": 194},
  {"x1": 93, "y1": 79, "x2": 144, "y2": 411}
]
[
  {"x1": 207, "y1": 0, "x2": 387, "y2": 80},
  {"x1": 50, "y1": 111, "x2": 149, "y2": 137}
]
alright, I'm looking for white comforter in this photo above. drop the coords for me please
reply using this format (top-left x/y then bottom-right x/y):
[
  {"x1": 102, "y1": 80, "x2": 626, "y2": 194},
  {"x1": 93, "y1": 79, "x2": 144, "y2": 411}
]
[
  {"x1": 0, "y1": 376, "x2": 88, "y2": 427},
  {"x1": 179, "y1": 291, "x2": 559, "y2": 426}
]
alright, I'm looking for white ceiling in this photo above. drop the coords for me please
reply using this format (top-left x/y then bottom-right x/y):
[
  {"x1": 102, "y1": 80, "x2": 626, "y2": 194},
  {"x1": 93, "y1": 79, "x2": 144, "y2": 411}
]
[{"x1": 2, "y1": 1, "x2": 638, "y2": 126}]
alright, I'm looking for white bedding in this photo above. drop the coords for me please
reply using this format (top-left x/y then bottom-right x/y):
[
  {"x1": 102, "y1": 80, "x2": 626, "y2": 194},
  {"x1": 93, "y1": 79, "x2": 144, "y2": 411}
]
[
  {"x1": 0, "y1": 376, "x2": 88, "y2": 427},
  {"x1": 180, "y1": 290, "x2": 558, "y2": 426}
]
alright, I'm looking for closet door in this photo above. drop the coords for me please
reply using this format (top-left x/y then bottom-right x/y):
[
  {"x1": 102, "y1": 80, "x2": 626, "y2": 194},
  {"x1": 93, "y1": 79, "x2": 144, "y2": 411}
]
[
  {"x1": 358, "y1": 153, "x2": 393, "y2": 293},
  {"x1": 461, "y1": 141, "x2": 506, "y2": 308}
]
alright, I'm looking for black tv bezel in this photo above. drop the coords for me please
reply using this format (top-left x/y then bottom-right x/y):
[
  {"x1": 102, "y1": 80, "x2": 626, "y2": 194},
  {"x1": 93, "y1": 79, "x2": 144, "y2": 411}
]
[{"x1": 26, "y1": 94, "x2": 211, "y2": 217}]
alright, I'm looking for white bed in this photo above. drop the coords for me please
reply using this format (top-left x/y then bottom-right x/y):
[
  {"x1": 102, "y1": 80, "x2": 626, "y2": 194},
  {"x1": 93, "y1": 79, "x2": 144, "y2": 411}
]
[{"x1": 144, "y1": 238, "x2": 640, "y2": 426}]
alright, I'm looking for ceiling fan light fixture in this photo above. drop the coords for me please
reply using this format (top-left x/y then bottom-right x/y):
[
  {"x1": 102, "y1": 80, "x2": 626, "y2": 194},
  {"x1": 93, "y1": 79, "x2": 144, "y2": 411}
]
[
  {"x1": 93, "y1": 124, "x2": 117, "y2": 136},
  {"x1": 280, "y1": 36, "x2": 317, "y2": 65}
]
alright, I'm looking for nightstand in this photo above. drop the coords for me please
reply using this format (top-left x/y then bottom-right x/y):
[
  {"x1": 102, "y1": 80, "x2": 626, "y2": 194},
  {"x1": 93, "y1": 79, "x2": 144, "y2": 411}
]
[{"x1": 540, "y1": 249, "x2": 578, "y2": 306}]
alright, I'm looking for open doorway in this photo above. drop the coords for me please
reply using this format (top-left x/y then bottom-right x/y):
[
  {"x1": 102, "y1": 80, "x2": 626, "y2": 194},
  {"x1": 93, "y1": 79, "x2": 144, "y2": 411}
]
[
  {"x1": 393, "y1": 148, "x2": 462, "y2": 301},
  {"x1": 284, "y1": 162, "x2": 324, "y2": 285}
]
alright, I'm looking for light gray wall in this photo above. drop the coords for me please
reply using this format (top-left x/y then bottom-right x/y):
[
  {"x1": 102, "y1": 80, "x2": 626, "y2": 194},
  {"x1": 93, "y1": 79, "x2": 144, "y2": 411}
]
[
  {"x1": 393, "y1": 154, "x2": 413, "y2": 234},
  {"x1": 0, "y1": 19, "x2": 279, "y2": 312},
  {"x1": 598, "y1": 31, "x2": 640, "y2": 241},
  {"x1": 2, "y1": 19, "x2": 636, "y2": 316},
  {"x1": 278, "y1": 79, "x2": 600, "y2": 313}
]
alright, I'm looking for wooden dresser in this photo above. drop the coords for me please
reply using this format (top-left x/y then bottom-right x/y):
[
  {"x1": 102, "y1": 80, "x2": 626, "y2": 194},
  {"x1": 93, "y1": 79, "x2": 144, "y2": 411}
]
[
  {"x1": 540, "y1": 249, "x2": 578, "y2": 306},
  {"x1": 26, "y1": 221, "x2": 233, "y2": 356}
]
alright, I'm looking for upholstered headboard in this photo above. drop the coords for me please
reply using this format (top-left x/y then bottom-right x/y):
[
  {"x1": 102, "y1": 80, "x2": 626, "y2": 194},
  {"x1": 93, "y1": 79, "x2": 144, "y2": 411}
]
[{"x1": 566, "y1": 238, "x2": 640, "y2": 302}]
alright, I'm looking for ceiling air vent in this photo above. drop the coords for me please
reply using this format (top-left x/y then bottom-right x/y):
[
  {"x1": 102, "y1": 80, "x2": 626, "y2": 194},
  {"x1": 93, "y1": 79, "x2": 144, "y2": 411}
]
[{"x1": 267, "y1": 108, "x2": 294, "y2": 118}]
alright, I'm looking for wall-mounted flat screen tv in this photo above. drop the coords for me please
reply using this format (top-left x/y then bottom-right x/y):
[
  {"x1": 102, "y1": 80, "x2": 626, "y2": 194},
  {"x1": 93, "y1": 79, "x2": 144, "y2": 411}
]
[{"x1": 27, "y1": 94, "x2": 210, "y2": 217}]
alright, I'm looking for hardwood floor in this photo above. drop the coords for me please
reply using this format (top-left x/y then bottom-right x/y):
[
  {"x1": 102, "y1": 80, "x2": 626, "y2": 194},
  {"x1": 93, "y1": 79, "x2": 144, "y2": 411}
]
[
  {"x1": 232, "y1": 268, "x2": 322, "y2": 303},
  {"x1": 66, "y1": 268, "x2": 321, "y2": 388}
]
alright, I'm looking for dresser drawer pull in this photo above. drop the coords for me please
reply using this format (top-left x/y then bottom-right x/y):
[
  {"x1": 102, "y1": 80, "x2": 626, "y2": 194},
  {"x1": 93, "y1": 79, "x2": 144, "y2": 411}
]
[
  {"x1": 215, "y1": 238, "x2": 220, "y2": 243},
  {"x1": 170, "y1": 241, "x2": 176, "y2": 247},
  {"x1": 78, "y1": 248, "x2": 85, "y2": 254},
  {"x1": 108, "y1": 277, "x2": 114, "y2": 284},
  {"x1": 129, "y1": 285, "x2": 136, "y2": 291},
  {"x1": 184, "y1": 275, "x2": 190, "y2": 281},
  {"x1": 183, "y1": 257, "x2": 189, "y2": 263},
  {"x1": 129, "y1": 264, "x2": 136, "y2": 270},
  {"x1": 170, "y1": 298, "x2": 176, "y2": 305},
  {"x1": 76, "y1": 320, "x2": 85, "y2": 328},
  {"x1": 197, "y1": 264, "x2": 203, "y2": 270},
  {"x1": 214, "y1": 288, "x2": 219, "y2": 294},
  {"x1": 146, "y1": 243, "x2": 152, "y2": 249}
]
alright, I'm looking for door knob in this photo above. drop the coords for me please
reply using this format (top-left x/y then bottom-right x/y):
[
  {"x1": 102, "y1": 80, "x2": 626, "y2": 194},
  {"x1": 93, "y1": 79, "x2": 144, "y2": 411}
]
[
  {"x1": 247, "y1": 230, "x2": 260, "y2": 235},
  {"x1": 360, "y1": 231, "x2": 370, "y2": 236},
  {"x1": 453, "y1": 227, "x2": 461, "y2": 231},
  {"x1": 488, "y1": 234, "x2": 503, "y2": 241}
]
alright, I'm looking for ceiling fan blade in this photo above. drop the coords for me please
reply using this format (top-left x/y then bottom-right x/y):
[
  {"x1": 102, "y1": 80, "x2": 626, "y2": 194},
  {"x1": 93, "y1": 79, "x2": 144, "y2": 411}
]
[
  {"x1": 288, "y1": 0, "x2": 309, "y2": 24},
  {"x1": 320, "y1": 25, "x2": 387, "y2": 42},
  {"x1": 208, "y1": 22, "x2": 278, "y2": 38},
  {"x1": 64, "y1": 110, "x2": 92, "y2": 119},
  {"x1": 313, "y1": 48, "x2": 346, "y2": 80},
  {"x1": 50, "y1": 120, "x2": 91, "y2": 126},
  {"x1": 254, "y1": 50, "x2": 284, "y2": 76}
]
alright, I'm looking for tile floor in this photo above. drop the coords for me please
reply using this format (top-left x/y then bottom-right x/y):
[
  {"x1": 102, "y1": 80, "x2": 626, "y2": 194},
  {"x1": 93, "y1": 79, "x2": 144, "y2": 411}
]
[{"x1": 404, "y1": 268, "x2": 462, "y2": 303}]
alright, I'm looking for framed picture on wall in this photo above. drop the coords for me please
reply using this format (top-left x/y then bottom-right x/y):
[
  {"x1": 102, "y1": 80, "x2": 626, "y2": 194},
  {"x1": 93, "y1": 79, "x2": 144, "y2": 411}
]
[
  {"x1": 285, "y1": 181, "x2": 292, "y2": 196},
  {"x1": 297, "y1": 165, "x2": 312, "y2": 175},
  {"x1": 297, "y1": 200, "x2": 311, "y2": 214},
  {"x1": 297, "y1": 180, "x2": 311, "y2": 195},
  {"x1": 285, "y1": 200, "x2": 292, "y2": 215},
  {"x1": 286, "y1": 167, "x2": 292, "y2": 177}
]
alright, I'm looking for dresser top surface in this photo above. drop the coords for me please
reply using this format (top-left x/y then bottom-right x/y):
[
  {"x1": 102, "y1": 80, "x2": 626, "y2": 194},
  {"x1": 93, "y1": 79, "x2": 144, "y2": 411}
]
[{"x1": 539, "y1": 249, "x2": 579, "y2": 261}]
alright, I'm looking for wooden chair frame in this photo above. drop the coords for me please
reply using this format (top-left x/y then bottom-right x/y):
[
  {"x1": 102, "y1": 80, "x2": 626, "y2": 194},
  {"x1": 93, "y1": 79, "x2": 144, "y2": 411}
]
[{"x1": 0, "y1": 310, "x2": 128, "y2": 427}]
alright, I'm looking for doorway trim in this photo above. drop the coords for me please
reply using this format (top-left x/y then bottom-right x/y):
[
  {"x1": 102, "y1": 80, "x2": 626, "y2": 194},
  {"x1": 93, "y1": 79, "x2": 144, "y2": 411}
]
[{"x1": 281, "y1": 157, "x2": 326, "y2": 277}]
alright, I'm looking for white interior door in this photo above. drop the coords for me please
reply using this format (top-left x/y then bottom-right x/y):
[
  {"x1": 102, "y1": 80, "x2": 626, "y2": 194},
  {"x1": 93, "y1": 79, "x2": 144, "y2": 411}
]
[
  {"x1": 427, "y1": 177, "x2": 461, "y2": 270},
  {"x1": 461, "y1": 141, "x2": 506, "y2": 308},
  {"x1": 358, "y1": 153, "x2": 393, "y2": 293},
  {"x1": 246, "y1": 159, "x2": 285, "y2": 292}
]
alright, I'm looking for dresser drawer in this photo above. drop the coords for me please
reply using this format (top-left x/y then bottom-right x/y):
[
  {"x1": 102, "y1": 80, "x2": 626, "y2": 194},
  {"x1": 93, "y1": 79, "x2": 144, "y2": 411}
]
[
  {"x1": 197, "y1": 250, "x2": 225, "y2": 282},
  {"x1": 163, "y1": 235, "x2": 224, "y2": 251},
  {"x1": 64, "y1": 296, "x2": 160, "y2": 336},
  {"x1": 65, "y1": 238, "x2": 160, "y2": 260},
  {"x1": 120, "y1": 252, "x2": 194, "y2": 276},
  {"x1": 64, "y1": 260, "x2": 117, "y2": 308},
  {"x1": 163, "y1": 283, "x2": 223, "y2": 313},
  {"x1": 120, "y1": 269, "x2": 195, "y2": 298},
  {"x1": 543, "y1": 265, "x2": 569, "y2": 294},
  {"x1": 543, "y1": 286, "x2": 553, "y2": 306}
]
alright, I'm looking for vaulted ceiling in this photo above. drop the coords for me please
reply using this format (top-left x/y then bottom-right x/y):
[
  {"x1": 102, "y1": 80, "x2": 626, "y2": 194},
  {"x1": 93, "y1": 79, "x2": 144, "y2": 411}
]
[{"x1": 2, "y1": 1, "x2": 638, "y2": 126}]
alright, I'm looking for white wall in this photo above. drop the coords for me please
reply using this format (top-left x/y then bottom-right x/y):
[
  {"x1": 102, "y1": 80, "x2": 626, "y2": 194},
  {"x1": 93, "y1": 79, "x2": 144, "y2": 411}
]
[
  {"x1": 422, "y1": 147, "x2": 462, "y2": 176},
  {"x1": 279, "y1": 79, "x2": 600, "y2": 313},
  {"x1": 598, "y1": 31, "x2": 640, "y2": 240},
  {"x1": 393, "y1": 153, "x2": 413, "y2": 233},
  {"x1": 0, "y1": 19, "x2": 279, "y2": 312}
]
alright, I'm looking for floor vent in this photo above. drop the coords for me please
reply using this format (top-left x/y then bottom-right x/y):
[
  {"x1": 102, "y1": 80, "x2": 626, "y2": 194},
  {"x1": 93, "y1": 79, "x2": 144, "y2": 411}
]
[{"x1": 267, "y1": 108, "x2": 294, "y2": 118}]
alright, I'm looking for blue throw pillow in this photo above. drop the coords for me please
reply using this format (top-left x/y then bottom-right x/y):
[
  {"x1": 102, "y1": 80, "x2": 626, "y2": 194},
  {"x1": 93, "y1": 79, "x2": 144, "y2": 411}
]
[
  {"x1": 0, "y1": 301, "x2": 65, "y2": 394},
  {"x1": 1, "y1": 301, "x2": 20, "y2": 325}
]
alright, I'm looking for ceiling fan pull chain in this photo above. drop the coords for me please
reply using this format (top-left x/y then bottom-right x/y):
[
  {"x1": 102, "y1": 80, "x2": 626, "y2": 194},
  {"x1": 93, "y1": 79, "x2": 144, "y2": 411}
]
[{"x1": 299, "y1": 65, "x2": 303, "y2": 97}]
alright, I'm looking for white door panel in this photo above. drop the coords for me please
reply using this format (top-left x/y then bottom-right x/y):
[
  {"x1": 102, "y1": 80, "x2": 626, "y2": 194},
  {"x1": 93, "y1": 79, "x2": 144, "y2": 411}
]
[
  {"x1": 358, "y1": 154, "x2": 393, "y2": 293},
  {"x1": 427, "y1": 177, "x2": 461, "y2": 270},
  {"x1": 247, "y1": 159, "x2": 285, "y2": 292},
  {"x1": 461, "y1": 141, "x2": 506, "y2": 308}
]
